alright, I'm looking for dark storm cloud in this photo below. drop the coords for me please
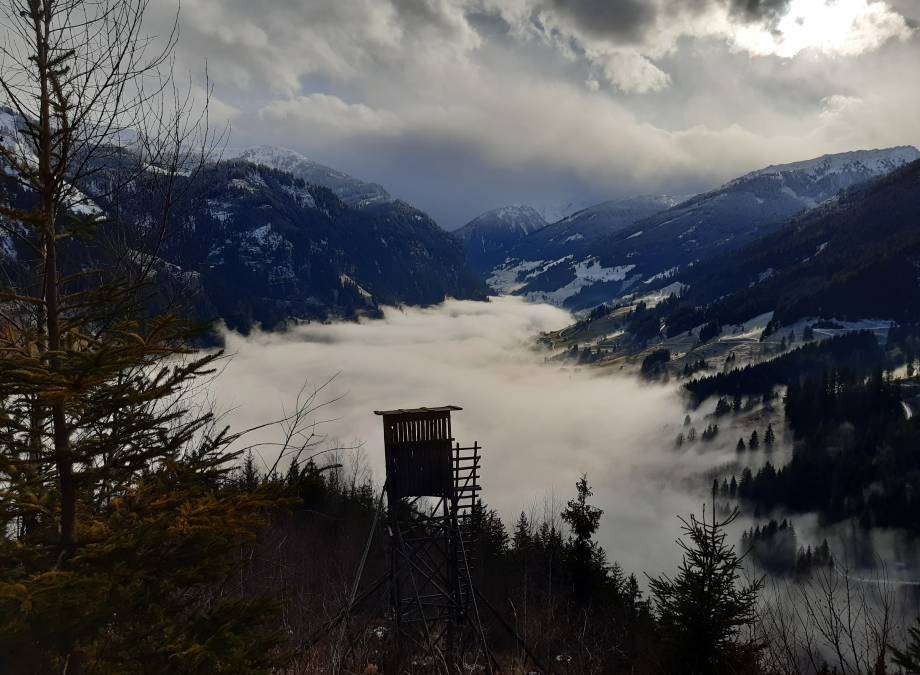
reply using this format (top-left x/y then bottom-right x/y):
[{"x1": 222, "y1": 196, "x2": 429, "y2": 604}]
[
  {"x1": 727, "y1": 0, "x2": 793, "y2": 25},
  {"x1": 545, "y1": 0, "x2": 657, "y2": 42},
  {"x1": 543, "y1": 0, "x2": 794, "y2": 44}
]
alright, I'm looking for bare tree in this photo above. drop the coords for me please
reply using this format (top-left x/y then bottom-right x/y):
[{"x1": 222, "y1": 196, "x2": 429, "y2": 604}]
[
  {"x1": 0, "y1": 0, "x2": 220, "y2": 557},
  {"x1": 759, "y1": 560, "x2": 901, "y2": 675}
]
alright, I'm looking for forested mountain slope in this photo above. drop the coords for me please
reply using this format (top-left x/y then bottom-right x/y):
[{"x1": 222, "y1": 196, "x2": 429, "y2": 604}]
[
  {"x1": 0, "y1": 132, "x2": 487, "y2": 331},
  {"x1": 455, "y1": 205, "x2": 547, "y2": 274},
  {"x1": 500, "y1": 147, "x2": 918, "y2": 311},
  {"x1": 96, "y1": 160, "x2": 487, "y2": 329},
  {"x1": 659, "y1": 157, "x2": 920, "y2": 334}
]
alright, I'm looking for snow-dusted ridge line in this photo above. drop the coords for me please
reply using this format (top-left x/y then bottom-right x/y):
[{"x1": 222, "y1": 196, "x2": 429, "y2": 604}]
[
  {"x1": 730, "y1": 146, "x2": 920, "y2": 186},
  {"x1": 459, "y1": 204, "x2": 547, "y2": 237},
  {"x1": 229, "y1": 144, "x2": 392, "y2": 209}
]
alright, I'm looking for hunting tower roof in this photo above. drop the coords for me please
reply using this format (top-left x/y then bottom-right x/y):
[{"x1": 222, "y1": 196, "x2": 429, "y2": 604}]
[{"x1": 374, "y1": 406, "x2": 462, "y2": 416}]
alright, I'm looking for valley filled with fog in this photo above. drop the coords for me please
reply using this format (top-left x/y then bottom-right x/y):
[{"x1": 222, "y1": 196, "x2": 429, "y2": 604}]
[
  {"x1": 213, "y1": 297, "x2": 759, "y2": 576},
  {"x1": 212, "y1": 298, "x2": 692, "y2": 574},
  {"x1": 211, "y1": 296, "x2": 920, "y2": 585}
]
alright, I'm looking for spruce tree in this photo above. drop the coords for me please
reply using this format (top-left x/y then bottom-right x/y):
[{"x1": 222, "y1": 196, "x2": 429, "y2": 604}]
[
  {"x1": 561, "y1": 474, "x2": 606, "y2": 598},
  {"x1": 736, "y1": 437, "x2": 746, "y2": 453},
  {"x1": 749, "y1": 429, "x2": 760, "y2": 450},
  {"x1": 242, "y1": 450, "x2": 263, "y2": 491},
  {"x1": 0, "y1": 2, "x2": 284, "y2": 671},
  {"x1": 648, "y1": 506, "x2": 763, "y2": 674},
  {"x1": 512, "y1": 511, "x2": 532, "y2": 552},
  {"x1": 764, "y1": 423, "x2": 775, "y2": 447},
  {"x1": 893, "y1": 618, "x2": 920, "y2": 672}
]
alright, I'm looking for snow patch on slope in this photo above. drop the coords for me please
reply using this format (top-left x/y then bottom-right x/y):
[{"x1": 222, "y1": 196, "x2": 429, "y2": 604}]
[
  {"x1": 487, "y1": 259, "x2": 550, "y2": 293},
  {"x1": 523, "y1": 258, "x2": 635, "y2": 305}
]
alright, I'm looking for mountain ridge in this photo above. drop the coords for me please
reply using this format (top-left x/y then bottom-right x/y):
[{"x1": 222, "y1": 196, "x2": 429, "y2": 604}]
[
  {"x1": 0, "y1": 129, "x2": 487, "y2": 331},
  {"x1": 230, "y1": 145, "x2": 392, "y2": 209},
  {"x1": 497, "y1": 145, "x2": 920, "y2": 311},
  {"x1": 455, "y1": 205, "x2": 548, "y2": 274}
]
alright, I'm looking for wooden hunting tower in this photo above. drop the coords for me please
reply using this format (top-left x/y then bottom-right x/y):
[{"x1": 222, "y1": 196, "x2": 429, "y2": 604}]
[
  {"x1": 374, "y1": 406, "x2": 489, "y2": 672},
  {"x1": 379, "y1": 406, "x2": 459, "y2": 500},
  {"x1": 304, "y1": 408, "x2": 544, "y2": 674}
]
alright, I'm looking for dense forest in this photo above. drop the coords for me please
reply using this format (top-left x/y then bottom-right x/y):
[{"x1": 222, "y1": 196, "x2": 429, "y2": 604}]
[
  {"x1": 683, "y1": 332, "x2": 884, "y2": 403},
  {"x1": 217, "y1": 458, "x2": 920, "y2": 674},
  {"x1": 683, "y1": 324, "x2": 920, "y2": 532},
  {"x1": 635, "y1": 158, "x2": 920, "y2": 336},
  {"x1": 733, "y1": 370, "x2": 920, "y2": 531}
]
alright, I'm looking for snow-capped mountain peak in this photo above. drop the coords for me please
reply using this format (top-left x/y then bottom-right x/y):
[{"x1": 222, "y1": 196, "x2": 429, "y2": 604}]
[
  {"x1": 494, "y1": 147, "x2": 918, "y2": 312},
  {"x1": 454, "y1": 205, "x2": 548, "y2": 274},
  {"x1": 231, "y1": 145, "x2": 391, "y2": 209},
  {"x1": 733, "y1": 146, "x2": 920, "y2": 186},
  {"x1": 464, "y1": 205, "x2": 547, "y2": 236}
]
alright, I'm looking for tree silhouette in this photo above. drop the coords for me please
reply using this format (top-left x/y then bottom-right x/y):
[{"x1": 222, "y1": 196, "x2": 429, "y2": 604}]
[
  {"x1": 649, "y1": 506, "x2": 763, "y2": 674},
  {"x1": 764, "y1": 424, "x2": 776, "y2": 448},
  {"x1": 0, "y1": 1, "x2": 287, "y2": 671},
  {"x1": 562, "y1": 474, "x2": 605, "y2": 598},
  {"x1": 892, "y1": 618, "x2": 920, "y2": 671}
]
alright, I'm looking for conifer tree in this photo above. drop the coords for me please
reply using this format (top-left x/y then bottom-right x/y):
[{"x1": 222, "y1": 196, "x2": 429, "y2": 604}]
[
  {"x1": 764, "y1": 423, "x2": 776, "y2": 448},
  {"x1": 512, "y1": 511, "x2": 532, "y2": 552},
  {"x1": 0, "y1": 1, "x2": 285, "y2": 671},
  {"x1": 648, "y1": 506, "x2": 763, "y2": 674},
  {"x1": 893, "y1": 618, "x2": 920, "y2": 672},
  {"x1": 562, "y1": 474, "x2": 602, "y2": 560},
  {"x1": 242, "y1": 449, "x2": 263, "y2": 491},
  {"x1": 736, "y1": 437, "x2": 746, "y2": 453},
  {"x1": 562, "y1": 474, "x2": 606, "y2": 598},
  {"x1": 749, "y1": 429, "x2": 760, "y2": 450}
]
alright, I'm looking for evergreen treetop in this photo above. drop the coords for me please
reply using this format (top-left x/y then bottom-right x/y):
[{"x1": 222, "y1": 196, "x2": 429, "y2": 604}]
[{"x1": 648, "y1": 506, "x2": 763, "y2": 674}]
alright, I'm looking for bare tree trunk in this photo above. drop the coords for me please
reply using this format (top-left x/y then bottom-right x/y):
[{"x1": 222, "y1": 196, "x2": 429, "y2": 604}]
[{"x1": 27, "y1": 0, "x2": 76, "y2": 562}]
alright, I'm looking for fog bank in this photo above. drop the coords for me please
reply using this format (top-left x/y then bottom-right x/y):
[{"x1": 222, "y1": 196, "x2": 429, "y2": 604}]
[{"x1": 213, "y1": 297, "x2": 737, "y2": 576}]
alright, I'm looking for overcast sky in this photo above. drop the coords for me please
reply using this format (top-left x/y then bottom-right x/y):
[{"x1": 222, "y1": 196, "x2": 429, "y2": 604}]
[{"x1": 152, "y1": 0, "x2": 920, "y2": 229}]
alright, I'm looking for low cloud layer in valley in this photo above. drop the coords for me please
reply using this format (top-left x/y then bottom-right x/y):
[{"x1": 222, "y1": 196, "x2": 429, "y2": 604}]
[{"x1": 211, "y1": 297, "x2": 744, "y2": 576}]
